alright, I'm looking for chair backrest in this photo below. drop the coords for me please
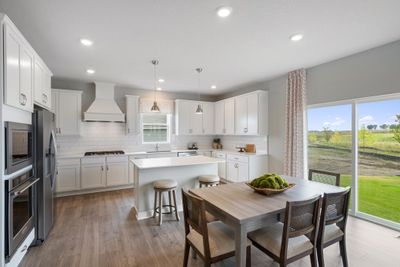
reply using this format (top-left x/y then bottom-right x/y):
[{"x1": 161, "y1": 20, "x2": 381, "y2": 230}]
[
  {"x1": 281, "y1": 195, "x2": 322, "y2": 259},
  {"x1": 320, "y1": 187, "x2": 351, "y2": 234},
  {"x1": 181, "y1": 189, "x2": 211, "y2": 258},
  {"x1": 308, "y1": 169, "x2": 340, "y2": 186}
]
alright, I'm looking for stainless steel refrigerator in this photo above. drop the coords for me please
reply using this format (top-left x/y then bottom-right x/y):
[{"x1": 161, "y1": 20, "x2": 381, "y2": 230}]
[{"x1": 32, "y1": 106, "x2": 57, "y2": 244}]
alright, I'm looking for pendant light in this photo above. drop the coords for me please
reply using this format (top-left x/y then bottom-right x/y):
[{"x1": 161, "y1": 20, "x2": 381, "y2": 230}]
[
  {"x1": 195, "y1": 67, "x2": 203, "y2": 114},
  {"x1": 150, "y1": 59, "x2": 160, "y2": 112}
]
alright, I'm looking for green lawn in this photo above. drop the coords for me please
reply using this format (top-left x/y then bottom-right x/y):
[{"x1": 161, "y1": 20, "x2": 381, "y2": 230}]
[{"x1": 340, "y1": 175, "x2": 400, "y2": 223}]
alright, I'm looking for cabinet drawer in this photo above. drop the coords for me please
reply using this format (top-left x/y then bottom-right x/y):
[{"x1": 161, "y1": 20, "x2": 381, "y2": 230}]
[
  {"x1": 214, "y1": 151, "x2": 226, "y2": 159},
  {"x1": 227, "y1": 154, "x2": 249, "y2": 163},
  {"x1": 106, "y1": 155, "x2": 128, "y2": 163},
  {"x1": 57, "y1": 158, "x2": 80, "y2": 166},
  {"x1": 81, "y1": 156, "x2": 105, "y2": 165}
]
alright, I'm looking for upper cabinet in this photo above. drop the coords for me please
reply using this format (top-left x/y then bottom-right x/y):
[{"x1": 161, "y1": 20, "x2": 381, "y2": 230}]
[
  {"x1": 3, "y1": 21, "x2": 34, "y2": 112},
  {"x1": 34, "y1": 56, "x2": 52, "y2": 110},
  {"x1": 53, "y1": 89, "x2": 82, "y2": 136},
  {"x1": 214, "y1": 98, "x2": 235, "y2": 135},
  {"x1": 126, "y1": 95, "x2": 139, "y2": 134},
  {"x1": 175, "y1": 100, "x2": 214, "y2": 135},
  {"x1": 234, "y1": 91, "x2": 268, "y2": 136},
  {"x1": 2, "y1": 15, "x2": 52, "y2": 112}
]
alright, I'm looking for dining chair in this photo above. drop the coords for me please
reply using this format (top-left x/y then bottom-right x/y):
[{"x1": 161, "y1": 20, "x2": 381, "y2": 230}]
[
  {"x1": 317, "y1": 187, "x2": 351, "y2": 267},
  {"x1": 181, "y1": 189, "x2": 251, "y2": 267},
  {"x1": 309, "y1": 169, "x2": 341, "y2": 186},
  {"x1": 248, "y1": 195, "x2": 322, "y2": 267}
]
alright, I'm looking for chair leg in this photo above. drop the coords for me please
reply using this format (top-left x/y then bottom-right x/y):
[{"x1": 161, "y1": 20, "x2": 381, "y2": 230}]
[
  {"x1": 183, "y1": 241, "x2": 190, "y2": 267},
  {"x1": 153, "y1": 190, "x2": 158, "y2": 218},
  {"x1": 173, "y1": 190, "x2": 180, "y2": 221},
  {"x1": 158, "y1": 191, "x2": 163, "y2": 225},
  {"x1": 317, "y1": 243, "x2": 324, "y2": 267},
  {"x1": 340, "y1": 239, "x2": 349, "y2": 267},
  {"x1": 310, "y1": 250, "x2": 317, "y2": 267},
  {"x1": 246, "y1": 246, "x2": 251, "y2": 267},
  {"x1": 168, "y1": 191, "x2": 173, "y2": 213}
]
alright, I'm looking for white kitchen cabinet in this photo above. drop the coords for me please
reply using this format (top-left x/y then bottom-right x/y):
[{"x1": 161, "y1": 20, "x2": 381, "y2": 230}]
[
  {"x1": 3, "y1": 22, "x2": 34, "y2": 112},
  {"x1": 53, "y1": 89, "x2": 82, "y2": 135},
  {"x1": 175, "y1": 100, "x2": 214, "y2": 135},
  {"x1": 106, "y1": 156, "x2": 129, "y2": 186},
  {"x1": 33, "y1": 56, "x2": 52, "y2": 110},
  {"x1": 212, "y1": 151, "x2": 226, "y2": 179},
  {"x1": 126, "y1": 95, "x2": 140, "y2": 134},
  {"x1": 81, "y1": 157, "x2": 106, "y2": 189},
  {"x1": 56, "y1": 158, "x2": 81, "y2": 192},
  {"x1": 225, "y1": 153, "x2": 268, "y2": 183},
  {"x1": 214, "y1": 98, "x2": 235, "y2": 135},
  {"x1": 234, "y1": 91, "x2": 268, "y2": 136}
]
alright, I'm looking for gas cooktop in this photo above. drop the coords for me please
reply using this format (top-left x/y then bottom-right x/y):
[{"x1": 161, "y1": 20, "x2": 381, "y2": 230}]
[{"x1": 84, "y1": 150, "x2": 125, "y2": 156}]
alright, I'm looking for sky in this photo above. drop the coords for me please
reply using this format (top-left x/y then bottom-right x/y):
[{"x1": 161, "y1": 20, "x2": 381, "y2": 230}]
[{"x1": 308, "y1": 98, "x2": 400, "y2": 131}]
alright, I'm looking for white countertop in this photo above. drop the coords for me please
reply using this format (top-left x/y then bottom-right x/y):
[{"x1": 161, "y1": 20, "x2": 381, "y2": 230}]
[{"x1": 131, "y1": 155, "x2": 224, "y2": 169}]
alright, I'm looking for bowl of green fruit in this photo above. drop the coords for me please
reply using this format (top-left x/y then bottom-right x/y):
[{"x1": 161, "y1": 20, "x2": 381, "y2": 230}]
[{"x1": 246, "y1": 174, "x2": 295, "y2": 196}]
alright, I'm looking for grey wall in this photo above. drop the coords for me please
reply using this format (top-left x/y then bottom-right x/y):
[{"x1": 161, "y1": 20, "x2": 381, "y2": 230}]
[
  {"x1": 216, "y1": 40, "x2": 400, "y2": 174},
  {"x1": 51, "y1": 78, "x2": 216, "y2": 113}
]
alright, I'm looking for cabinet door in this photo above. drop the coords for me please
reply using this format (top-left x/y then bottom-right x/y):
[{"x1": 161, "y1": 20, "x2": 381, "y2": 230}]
[
  {"x1": 19, "y1": 46, "x2": 33, "y2": 111},
  {"x1": 202, "y1": 102, "x2": 214, "y2": 135},
  {"x1": 4, "y1": 24, "x2": 21, "y2": 109},
  {"x1": 224, "y1": 98, "x2": 235, "y2": 135},
  {"x1": 247, "y1": 93, "x2": 259, "y2": 135},
  {"x1": 56, "y1": 165, "x2": 80, "y2": 192},
  {"x1": 235, "y1": 96, "x2": 248, "y2": 135},
  {"x1": 106, "y1": 162, "x2": 129, "y2": 186},
  {"x1": 175, "y1": 101, "x2": 190, "y2": 135},
  {"x1": 214, "y1": 100, "x2": 225, "y2": 135},
  {"x1": 237, "y1": 162, "x2": 249, "y2": 182},
  {"x1": 34, "y1": 60, "x2": 44, "y2": 105},
  {"x1": 81, "y1": 164, "x2": 106, "y2": 189},
  {"x1": 126, "y1": 96, "x2": 139, "y2": 134},
  {"x1": 226, "y1": 161, "x2": 238, "y2": 182},
  {"x1": 189, "y1": 102, "x2": 203, "y2": 135},
  {"x1": 42, "y1": 69, "x2": 52, "y2": 109},
  {"x1": 57, "y1": 92, "x2": 81, "y2": 135}
]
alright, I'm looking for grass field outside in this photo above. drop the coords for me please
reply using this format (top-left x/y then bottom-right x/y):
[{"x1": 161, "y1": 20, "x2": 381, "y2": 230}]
[{"x1": 308, "y1": 130, "x2": 400, "y2": 224}]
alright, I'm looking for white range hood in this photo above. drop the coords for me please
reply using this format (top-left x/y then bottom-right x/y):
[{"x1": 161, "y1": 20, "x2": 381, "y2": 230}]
[{"x1": 84, "y1": 82, "x2": 125, "y2": 122}]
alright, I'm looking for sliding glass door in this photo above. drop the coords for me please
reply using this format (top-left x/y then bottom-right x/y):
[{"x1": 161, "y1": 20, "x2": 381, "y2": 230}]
[
  {"x1": 307, "y1": 95, "x2": 400, "y2": 228},
  {"x1": 357, "y1": 98, "x2": 400, "y2": 224}
]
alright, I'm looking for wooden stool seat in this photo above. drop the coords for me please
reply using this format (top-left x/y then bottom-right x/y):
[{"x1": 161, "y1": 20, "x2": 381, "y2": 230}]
[
  {"x1": 199, "y1": 175, "x2": 220, "y2": 188},
  {"x1": 153, "y1": 179, "x2": 180, "y2": 225}
]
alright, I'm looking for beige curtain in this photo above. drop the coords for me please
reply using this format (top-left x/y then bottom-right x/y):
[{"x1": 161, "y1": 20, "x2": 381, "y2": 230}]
[{"x1": 284, "y1": 69, "x2": 306, "y2": 177}]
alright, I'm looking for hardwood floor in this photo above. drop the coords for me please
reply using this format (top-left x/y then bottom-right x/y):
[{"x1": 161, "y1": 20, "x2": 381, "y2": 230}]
[{"x1": 22, "y1": 189, "x2": 400, "y2": 267}]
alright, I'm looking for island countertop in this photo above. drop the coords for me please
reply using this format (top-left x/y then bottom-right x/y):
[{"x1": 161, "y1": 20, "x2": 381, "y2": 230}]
[{"x1": 130, "y1": 155, "x2": 224, "y2": 169}]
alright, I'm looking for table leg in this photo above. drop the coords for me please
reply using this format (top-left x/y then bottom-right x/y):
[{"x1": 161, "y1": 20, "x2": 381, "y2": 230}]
[{"x1": 234, "y1": 224, "x2": 247, "y2": 267}]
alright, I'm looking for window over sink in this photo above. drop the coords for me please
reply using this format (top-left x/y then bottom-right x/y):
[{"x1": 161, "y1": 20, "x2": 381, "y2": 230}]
[{"x1": 141, "y1": 113, "x2": 171, "y2": 144}]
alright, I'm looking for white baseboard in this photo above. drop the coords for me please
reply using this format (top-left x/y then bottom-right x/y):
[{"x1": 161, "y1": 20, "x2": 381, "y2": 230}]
[{"x1": 55, "y1": 184, "x2": 134, "y2": 198}]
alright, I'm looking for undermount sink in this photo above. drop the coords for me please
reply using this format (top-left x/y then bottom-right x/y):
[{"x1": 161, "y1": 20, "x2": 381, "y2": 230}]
[{"x1": 146, "y1": 150, "x2": 172, "y2": 153}]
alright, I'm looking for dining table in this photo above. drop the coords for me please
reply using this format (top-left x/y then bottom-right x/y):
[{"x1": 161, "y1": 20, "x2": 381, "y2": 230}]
[{"x1": 190, "y1": 176, "x2": 345, "y2": 267}]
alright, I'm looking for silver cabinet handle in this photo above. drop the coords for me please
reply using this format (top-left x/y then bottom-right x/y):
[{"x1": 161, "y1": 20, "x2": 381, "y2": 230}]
[
  {"x1": 101, "y1": 166, "x2": 104, "y2": 171},
  {"x1": 59, "y1": 128, "x2": 61, "y2": 134},
  {"x1": 106, "y1": 165, "x2": 109, "y2": 171},
  {"x1": 20, "y1": 93, "x2": 27, "y2": 106},
  {"x1": 21, "y1": 245, "x2": 28, "y2": 253},
  {"x1": 42, "y1": 93, "x2": 48, "y2": 103}
]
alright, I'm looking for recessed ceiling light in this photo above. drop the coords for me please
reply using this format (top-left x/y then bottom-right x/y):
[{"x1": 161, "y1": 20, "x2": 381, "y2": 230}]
[
  {"x1": 158, "y1": 78, "x2": 165, "y2": 83},
  {"x1": 156, "y1": 87, "x2": 162, "y2": 91},
  {"x1": 290, "y1": 34, "x2": 303, "y2": 42},
  {"x1": 216, "y1": 6, "x2": 232, "y2": 18},
  {"x1": 80, "y1": 38, "x2": 93, "y2": 46},
  {"x1": 211, "y1": 85, "x2": 217, "y2": 89},
  {"x1": 86, "y1": 69, "x2": 95, "y2": 74}
]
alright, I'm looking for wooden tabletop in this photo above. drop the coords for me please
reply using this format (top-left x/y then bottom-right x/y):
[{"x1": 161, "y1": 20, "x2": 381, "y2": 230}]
[{"x1": 190, "y1": 176, "x2": 345, "y2": 224}]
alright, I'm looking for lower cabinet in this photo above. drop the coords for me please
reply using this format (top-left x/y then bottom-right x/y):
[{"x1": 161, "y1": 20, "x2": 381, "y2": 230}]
[
  {"x1": 227, "y1": 161, "x2": 249, "y2": 183},
  {"x1": 56, "y1": 158, "x2": 81, "y2": 192},
  {"x1": 106, "y1": 156, "x2": 129, "y2": 186},
  {"x1": 81, "y1": 158, "x2": 106, "y2": 189}
]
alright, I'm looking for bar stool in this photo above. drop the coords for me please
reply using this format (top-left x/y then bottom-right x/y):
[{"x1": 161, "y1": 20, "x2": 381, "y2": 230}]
[
  {"x1": 153, "y1": 179, "x2": 180, "y2": 225},
  {"x1": 198, "y1": 174, "x2": 220, "y2": 188}
]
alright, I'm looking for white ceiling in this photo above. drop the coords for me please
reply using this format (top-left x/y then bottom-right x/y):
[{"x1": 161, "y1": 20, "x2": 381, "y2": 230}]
[{"x1": 1, "y1": 0, "x2": 400, "y2": 95}]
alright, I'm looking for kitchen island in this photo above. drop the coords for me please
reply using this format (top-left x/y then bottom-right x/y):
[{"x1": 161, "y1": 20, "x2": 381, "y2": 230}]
[{"x1": 130, "y1": 155, "x2": 223, "y2": 220}]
